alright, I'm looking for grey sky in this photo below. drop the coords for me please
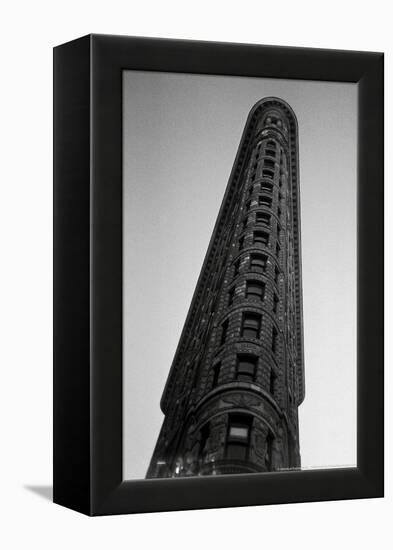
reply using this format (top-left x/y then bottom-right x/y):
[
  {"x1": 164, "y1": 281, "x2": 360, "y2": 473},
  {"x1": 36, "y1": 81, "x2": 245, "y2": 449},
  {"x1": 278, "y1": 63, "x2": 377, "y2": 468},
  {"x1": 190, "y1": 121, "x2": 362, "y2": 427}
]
[{"x1": 123, "y1": 71, "x2": 357, "y2": 480}]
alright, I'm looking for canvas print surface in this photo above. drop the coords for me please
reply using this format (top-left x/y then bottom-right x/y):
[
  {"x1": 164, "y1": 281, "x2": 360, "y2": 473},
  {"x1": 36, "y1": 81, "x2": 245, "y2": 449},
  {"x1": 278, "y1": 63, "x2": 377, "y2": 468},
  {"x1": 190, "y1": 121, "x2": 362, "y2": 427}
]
[{"x1": 123, "y1": 71, "x2": 357, "y2": 480}]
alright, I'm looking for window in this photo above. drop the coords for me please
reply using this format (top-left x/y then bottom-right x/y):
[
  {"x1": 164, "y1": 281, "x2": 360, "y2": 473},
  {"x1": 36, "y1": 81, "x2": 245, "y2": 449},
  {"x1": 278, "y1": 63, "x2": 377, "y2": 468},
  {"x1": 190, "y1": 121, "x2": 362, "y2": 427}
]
[
  {"x1": 264, "y1": 158, "x2": 275, "y2": 170},
  {"x1": 267, "y1": 140, "x2": 276, "y2": 149},
  {"x1": 269, "y1": 369, "x2": 276, "y2": 396},
  {"x1": 272, "y1": 326, "x2": 278, "y2": 354},
  {"x1": 246, "y1": 200, "x2": 251, "y2": 211},
  {"x1": 241, "y1": 313, "x2": 261, "y2": 339},
  {"x1": 259, "y1": 195, "x2": 272, "y2": 208},
  {"x1": 228, "y1": 286, "x2": 235, "y2": 306},
  {"x1": 250, "y1": 253, "x2": 267, "y2": 272},
  {"x1": 220, "y1": 319, "x2": 229, "y2": 345},
  {"x1": 277, "y1": 206, "x2": 282, "y2": 219},
  {"x1": 246, "y1": 280, "x2": 265, "y2": 301},
  {"x1": 212, "y1": 362, "x2": 221, "y2": 388},
  {"x1": 265, "y1": 148, "x2": 276, "y2": 158},
  {"x1": 236, "y1": 354, "x2": 257, "y2": 383},
  {"x1": 276, "y1": 241, "x2": 281, "y2": 257},
  {"x1": 226, "y1": 415, "x2": 252, "y2": 461},
  {"x1": 256, "y1": 211, "x2": 270, "y2": 226},
  {"x1": 253, "y1": 230, "x2": 269, "y2": 246},
  {"x1": 262, "y1": 169, "x2": 274, "y2": 180},
  {"x1": 273, "y1": 293, "x2": 279, "y2": 313},
  {"x1": 248, "y1": 185, "x2": 254, "y2": 197},
  {"x1": 260, "y1": 181, "x2": 273, "y2": 194},
  {"x1": 242, "y1": 216, "x2": 249, "y2": 230},
  {"x1": 238, "y1": 235, "x2": 245, "y2": 250},
  {"x1": 274, "y1": 266, "x2": 280, "y2": 284},
  {"x1": 233, "y1": 259, "x2": 240, "y2": 278},
  {"x1": 265, "y1": 431, "x2": 274, "y2": 470}
]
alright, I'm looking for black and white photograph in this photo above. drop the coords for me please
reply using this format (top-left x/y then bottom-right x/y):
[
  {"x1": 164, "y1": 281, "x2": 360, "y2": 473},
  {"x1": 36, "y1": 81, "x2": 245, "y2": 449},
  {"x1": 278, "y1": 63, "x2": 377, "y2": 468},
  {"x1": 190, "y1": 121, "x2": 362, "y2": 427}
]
[
  {"x1": 123, "y1": 72, "x2": 357, "y2": 480},
  {"x1": 1, "y1": 0, "x2": 388, "y2": 546}
]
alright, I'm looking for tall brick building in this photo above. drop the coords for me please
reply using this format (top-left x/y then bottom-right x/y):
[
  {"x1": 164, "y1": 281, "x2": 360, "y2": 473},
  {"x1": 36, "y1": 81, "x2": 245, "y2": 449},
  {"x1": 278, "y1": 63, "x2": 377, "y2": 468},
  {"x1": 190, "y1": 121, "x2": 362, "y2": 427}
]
[{"x1": 146, "y1": 97, "x2": 305, "y2": 478}]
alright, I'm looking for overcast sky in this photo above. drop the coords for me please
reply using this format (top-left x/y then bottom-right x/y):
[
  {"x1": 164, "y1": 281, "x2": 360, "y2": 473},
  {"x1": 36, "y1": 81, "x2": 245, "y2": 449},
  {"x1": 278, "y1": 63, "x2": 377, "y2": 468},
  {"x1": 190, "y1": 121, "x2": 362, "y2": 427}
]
[{"x1": 123, "y1": 70, "x2": 357, "y2": 480}]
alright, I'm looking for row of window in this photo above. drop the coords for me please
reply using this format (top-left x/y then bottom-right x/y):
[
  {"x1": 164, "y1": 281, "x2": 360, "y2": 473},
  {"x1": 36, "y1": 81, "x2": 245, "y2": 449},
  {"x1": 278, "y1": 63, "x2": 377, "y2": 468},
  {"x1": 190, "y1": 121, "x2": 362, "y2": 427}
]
[
  {"x1": 251, "y1": 168, "x2": 275, "y2": 183},
  {"x1": 246, "y1": 195, "x2": 282, "y2": 218},
  {"x1": 220, "y1": 313, "x2": 278, "y2": 350},
  {"x1": 212, "y1": 353, "x2": 277, "y2": 389},
  {"x1": 239, "y1": 231, "x2": 281, "y2": 257},
  {"x1": 248, "y1": 181, "x2": 274, "y2": 197},
  {"x1": 243, "y1": 211, "x2": 270, "y2": 229},
  {"x1": 233, "y1": 254, "x2": 280, "y2": 283},
  {"x1": 200, "y1": 414, "x2": 274, "y2": 466},
  {"x1": 228, "y1": 280, "x2": 279, "y2": 311}
]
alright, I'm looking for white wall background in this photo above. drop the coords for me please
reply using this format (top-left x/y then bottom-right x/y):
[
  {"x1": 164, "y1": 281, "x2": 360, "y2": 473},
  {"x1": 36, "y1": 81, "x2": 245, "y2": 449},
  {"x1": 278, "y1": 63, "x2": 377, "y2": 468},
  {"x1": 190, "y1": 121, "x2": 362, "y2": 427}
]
[{"x1": 0, "y1": 1, "x2": 391, "y2": 549}]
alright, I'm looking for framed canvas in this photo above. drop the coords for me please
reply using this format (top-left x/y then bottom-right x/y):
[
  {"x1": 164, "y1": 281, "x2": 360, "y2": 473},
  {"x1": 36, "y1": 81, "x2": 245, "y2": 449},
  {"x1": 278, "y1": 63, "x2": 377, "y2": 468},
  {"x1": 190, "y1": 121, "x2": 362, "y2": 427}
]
[{"x1": 53, "y1": 34, "x2": 384, "y2": 516}]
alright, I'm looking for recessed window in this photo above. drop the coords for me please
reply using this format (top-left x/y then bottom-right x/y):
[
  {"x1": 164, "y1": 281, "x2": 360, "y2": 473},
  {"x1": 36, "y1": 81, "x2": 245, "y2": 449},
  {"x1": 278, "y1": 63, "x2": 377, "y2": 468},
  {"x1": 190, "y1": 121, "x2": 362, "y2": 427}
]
[
  {"x1": 262, "y1": 169, "x2": 274, "y2": 180},
  {"x1": 277, "y1": 206, "x2": 282, "y2": 219},
  {"x1": 267, "y1": 140, "x2": 276, "y2": 149},
  {"x1": 233, "y1": 259, "x2": 240, "y2": 278},
  {"x1": 250, "y1": 253, "x2": 267, "y2": 272},
  {"x1": 242, "y1": 216, "x2": 249, "y2": 230},
  {"x1": 220, "y1": 319, "x2": 229, "y2": 345},
  {"x1": 261, "y1": 182, "x2": 273, "y2": 194},
  {"x1": 246, "y1": 200, "x2": 252, "y2": 211},
  {"x1": 253, "y1": 230, "x2": 269, "y2": 246},
  {"x1": 272, "y1": 326, "x2": 278, "y2": 354},
  {"x1": 239, "y1": 235, "x2": 245, "y2": 250},
  {"x1": 248, "y1": 185, "x2": 254, "y2": 197},
  {"x1": 236, "y1": 354, "x2": 257, "y2": 383},
  {"x1": 276, "y1": 241, "x2": 281, "y2": 257},
  {"x1": 212, "y1": 362, "x2": 221, "y2": 388},
  {"x1": 246, "y1": 280, "x2": 265, "y2": 301},
  {"x1": 274, "y1": 266, "x2": 280, "y2": 284},
  {"x1": 241, "y1": 313, "x2": 261, "y2": 339},
  {"x1": 256, "y1": 211, "x2": 270, "y2": 226},
  {"x1": 226, "y1": 415, "x2": 252, "y2": 461},
  {"x1": 259, "y1": 195, "x2": 272, "y2": 208},
  {"x1": 265, "y1": 148, "x2": 276, "y2": 158},
  {"x1": 264, "y1": 158, "x2": 275, "y2": 170}
]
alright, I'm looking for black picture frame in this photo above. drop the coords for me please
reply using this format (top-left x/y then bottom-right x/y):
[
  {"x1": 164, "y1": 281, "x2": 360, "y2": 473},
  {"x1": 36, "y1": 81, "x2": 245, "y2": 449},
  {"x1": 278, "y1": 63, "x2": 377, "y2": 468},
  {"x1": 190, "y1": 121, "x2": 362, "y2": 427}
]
[{"x1": 53, "y1": 34, "x2": 384, "y2": 516}]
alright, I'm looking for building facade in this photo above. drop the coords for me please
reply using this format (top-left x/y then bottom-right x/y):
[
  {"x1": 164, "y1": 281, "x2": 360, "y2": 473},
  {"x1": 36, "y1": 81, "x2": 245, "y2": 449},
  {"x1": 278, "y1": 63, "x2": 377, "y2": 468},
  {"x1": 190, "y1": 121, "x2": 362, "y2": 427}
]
[{"x1": 146, "y1": 97, "x2": 305, "y2": 478}]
